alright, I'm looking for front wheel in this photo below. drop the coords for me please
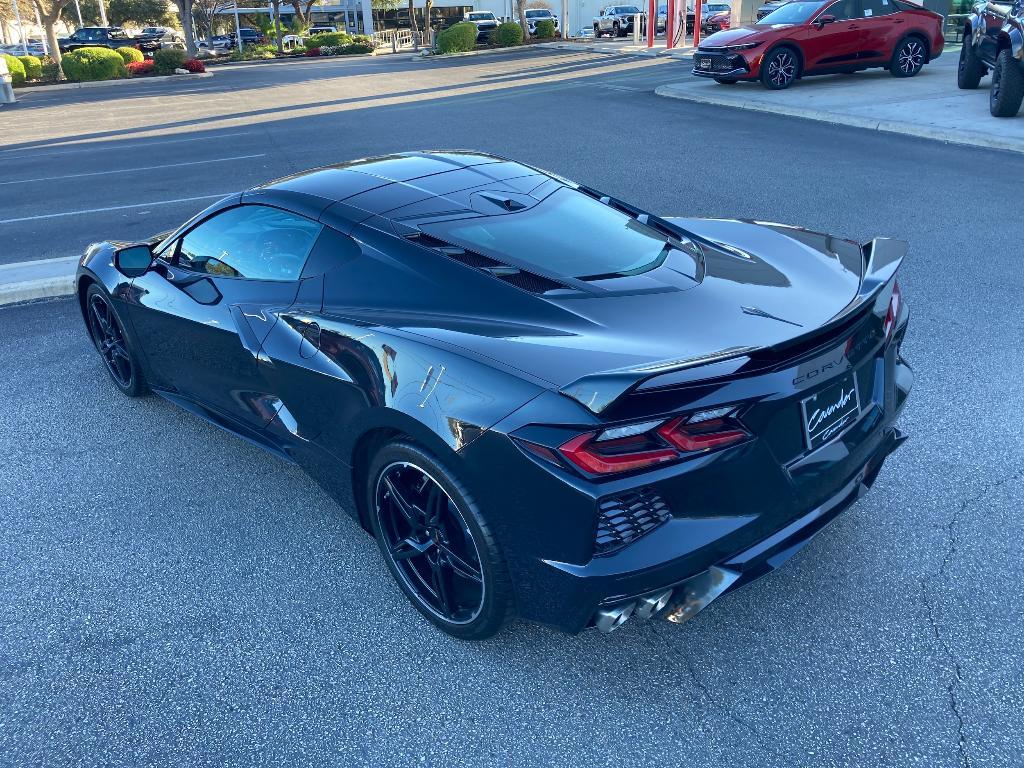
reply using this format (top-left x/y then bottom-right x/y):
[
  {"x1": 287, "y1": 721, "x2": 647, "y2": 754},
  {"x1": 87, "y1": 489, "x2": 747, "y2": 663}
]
[
  {"x1": 990, "y1": 48, "x2": 1024, "y2": 117},
  {"x1": 957, "y1": 36, "x2": 986, "y2": 89},
  {"x1": 890, "y1": 36, "x2": 926, "y2": 78},
  {"x1": 85, "y1": 284, "x2": 148, "y2": 397},
  {"x1": 760, "y1": 47, "x2": 798, "y2": 89},
  {"x1": 368, "y1": 441, "x2": 513, "y2": 640}
]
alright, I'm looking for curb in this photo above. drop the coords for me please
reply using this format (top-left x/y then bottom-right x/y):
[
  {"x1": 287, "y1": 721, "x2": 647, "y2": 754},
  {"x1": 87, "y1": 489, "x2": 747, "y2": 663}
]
[
  {"x1": 412, "y1": 45, "x2": 541, "y2": 61},
  {"x1": 653, "y1": 83, "x2": 1024, "y2": 155},
  {"x1": 0, "y1": 276, "x2": 75, "y2": 306},
  {"x1": 14, "y1": 71, "x2": 212, "y2": 93}
]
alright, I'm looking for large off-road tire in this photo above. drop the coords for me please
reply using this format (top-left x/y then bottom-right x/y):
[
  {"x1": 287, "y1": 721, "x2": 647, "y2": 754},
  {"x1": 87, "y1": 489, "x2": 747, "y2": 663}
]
[
  {"x1": 957, "y1": 35, "x2": 986, "y2": 89},
  {"x1": 367, "y1": 441, "x2": 514, "y2": 641},
  {"x1": 84, "y1": 283, "x2": 148, "y2": 397},
  {"x1": 990, "y1": 48, "x2": 1024, "y2": 117}
]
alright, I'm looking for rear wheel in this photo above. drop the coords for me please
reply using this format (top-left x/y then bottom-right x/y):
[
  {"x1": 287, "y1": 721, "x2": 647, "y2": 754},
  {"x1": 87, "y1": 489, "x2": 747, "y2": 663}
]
[
  {"x1": 990, "y1": 48, "x2": 1024, "y2": 117},
  {"x1": 957, "y1": 35, "x2": 986, "y2": 89},
  {"x1": 85, "y1": 284, "x2": 148, "y2": 397},
  {"x1": 368, "y1": 441, "x2": 513, "y2": 640},
  {"x1": 760, "y1": 47, "x2": 798, "y2": 89},
  {"x1": 890, "y1": 36, "x2": 926, "y2": 78}
]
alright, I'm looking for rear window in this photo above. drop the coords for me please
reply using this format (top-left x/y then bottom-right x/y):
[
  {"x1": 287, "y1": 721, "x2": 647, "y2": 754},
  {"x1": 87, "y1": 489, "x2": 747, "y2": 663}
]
[{"x1": 421, "y1": 188, "x2": 699, "y2": 282}]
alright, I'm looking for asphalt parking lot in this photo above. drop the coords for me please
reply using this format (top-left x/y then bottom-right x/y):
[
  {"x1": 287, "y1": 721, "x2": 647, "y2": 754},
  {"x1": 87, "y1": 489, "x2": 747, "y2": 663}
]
[{"x1": 1, "y1": 50, "x2": 1023, "y2": 768}]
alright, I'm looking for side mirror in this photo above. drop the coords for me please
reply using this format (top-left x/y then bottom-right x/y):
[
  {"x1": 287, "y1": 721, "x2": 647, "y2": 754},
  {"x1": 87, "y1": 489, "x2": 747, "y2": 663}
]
[
  {"x1": 815, "y1": 14, "x2": 836, "y2": 28},
  {"x1": 114, "y1": 244, "x2": 154, "y2": 278}
]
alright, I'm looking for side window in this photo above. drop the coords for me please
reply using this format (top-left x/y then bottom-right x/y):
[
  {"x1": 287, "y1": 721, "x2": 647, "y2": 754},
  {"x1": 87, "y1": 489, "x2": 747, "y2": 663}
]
[
  {"x1": 860, "y1": 0, "x2": 893, "y2": 16},
  {"x1": 177, "y1": 205, "x2": 322, "y2": 281},
  {"x1": 827, "y1": 0, "x2": 859, "y2": 19}
]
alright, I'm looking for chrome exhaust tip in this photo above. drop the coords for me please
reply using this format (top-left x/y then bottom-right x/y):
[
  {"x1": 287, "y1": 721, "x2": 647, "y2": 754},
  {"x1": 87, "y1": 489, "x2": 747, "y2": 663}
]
[
  {"x1": 594, "y1": 601, "x2": 636, "y2": 633},
  {"x1": 634, "y1": 588, "x2": 673, "y2": 620}
]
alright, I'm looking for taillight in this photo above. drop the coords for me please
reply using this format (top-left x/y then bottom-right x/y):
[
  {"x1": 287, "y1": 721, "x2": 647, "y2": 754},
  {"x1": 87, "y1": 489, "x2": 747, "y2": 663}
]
[
  {"x1": 882, "y1": 280, "x2": 901, "y2": 340},
  {"x1": 556, "y1": 407, "x2": 751, "y2": 476}
]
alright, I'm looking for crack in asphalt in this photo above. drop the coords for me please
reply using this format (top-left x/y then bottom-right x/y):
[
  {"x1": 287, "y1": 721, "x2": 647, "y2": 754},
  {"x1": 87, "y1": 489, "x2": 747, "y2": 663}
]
[
  {"x1": 919, "y1": 465, "x2": 1024, "y2": 768},
  {"x1": 647, "y1": 624, "x2": 795, "y2": 767}
]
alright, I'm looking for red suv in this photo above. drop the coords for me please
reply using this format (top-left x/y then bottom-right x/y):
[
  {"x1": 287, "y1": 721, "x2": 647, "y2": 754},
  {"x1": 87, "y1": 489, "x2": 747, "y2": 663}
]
[{"x1": 692, "y1": 0, "x2": 944, "y2": 89}]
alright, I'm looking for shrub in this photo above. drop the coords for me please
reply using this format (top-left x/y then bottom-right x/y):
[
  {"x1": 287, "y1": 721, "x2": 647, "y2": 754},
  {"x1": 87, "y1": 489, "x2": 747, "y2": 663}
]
[
  {"x1": 436, "y1": 22, "x2": 477, "y2": 54},
  {"x1": 152, "y1": 47, "x2": 188, "y2": 74},
  {"x1": 62, "y1": 47, "x2": 126, "y2": 82},
  {"x1": 304, "y1": 46, "x2": 321, "y2": 56},
  {"x1": 18, "y1": 54, "x2": 41, "y2": 80},
  {"x1": 40, "y1": 57, "x2": 59, "y2": 82},
  {"x1": 305, "y1": 31, "x2": 352, "y2": 48},
  {"x1": 1, "y1": 53, "x2": 26, "y2": 86},
  {"x1": 183, "y1": 58, "x2": 205, "y2": 73},
  {"x1": 534, "y1": 19, "x2": 556, "y2": 38},
  {"x1": 126, "y1": 60, "x2": 155, "y2": 75},
  {"x1": 115, "y1": 46, "x2": 144, "y2": 64},
  {"x1": 492, "y1": 21, "x2": 524, "y2": 46}
]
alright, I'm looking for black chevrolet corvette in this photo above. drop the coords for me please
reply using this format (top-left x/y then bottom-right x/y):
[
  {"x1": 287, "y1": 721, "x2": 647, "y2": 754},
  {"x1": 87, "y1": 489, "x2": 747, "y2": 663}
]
[{"x1": 78, "y1": 151, "x2": 911, "y2": 639}]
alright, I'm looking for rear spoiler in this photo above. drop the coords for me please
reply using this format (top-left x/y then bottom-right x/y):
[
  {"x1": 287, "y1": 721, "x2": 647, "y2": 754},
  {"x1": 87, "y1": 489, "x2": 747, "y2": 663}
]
[{"x1": 559, "y1": 238, "x2": 906, "y2": 414}]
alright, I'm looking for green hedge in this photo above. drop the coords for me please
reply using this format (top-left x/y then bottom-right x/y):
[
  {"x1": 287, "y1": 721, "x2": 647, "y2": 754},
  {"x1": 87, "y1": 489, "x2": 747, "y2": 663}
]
[
  {"x1": 305, "y1": 31, "x2": 353, "y2": 48},
  {"x1": 534, "y1": 19, "x2": 556, "y2": 38},
  {"x1": 492, "y1": 21, "x2": 524, "y2": 46},
  {"x1": 1, "y1": 53, "x2": 26, "y2": 86},
  {"x1": 18, "y1": 54, "x2": 41, "y2": 80},
  {"x1": 152, "y1": 47, "x2": 188, "y2": 74},
  {"x1": 116, "y1": 46, "x2": 144, "y2": 64},
  {"x1": 61, "y1": 47, "x2": 126, "y2": 82},
  {"x1": 436, "y1": 22, "x2": 477, "y2": 54}
]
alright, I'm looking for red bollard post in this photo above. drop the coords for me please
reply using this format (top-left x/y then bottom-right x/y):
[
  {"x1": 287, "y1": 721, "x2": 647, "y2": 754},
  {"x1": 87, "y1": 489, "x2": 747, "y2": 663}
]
[
  {"x1": 647, "y1": 0, "x2": 656, "y2": 46},
  {"x1": 693, "y1": 0, "x2": 702, "y2": 48},
  {"x1": 666, "y1": 0, "x2": 675, "y2": 48}
]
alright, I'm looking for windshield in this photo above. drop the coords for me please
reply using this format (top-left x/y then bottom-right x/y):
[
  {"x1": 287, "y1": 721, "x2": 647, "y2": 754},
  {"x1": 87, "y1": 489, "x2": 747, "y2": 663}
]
[
  {"x1": 759, "y1": 1, "x2": 821, "y2": 23},
  {"x1": 619, "y1": 6, "x2": 642, "y2": 13},
  {"x1": 526, "y1": 9, "x2": 551, "y2": 16},
  {"x1": 706, "y1": 3, "x2": 730, "y2": 11},
  {"x1": 467, "y1": 12, "x2": 493, "y2": 19},
  {"x1": 421, "y1": 188, "x2": 698, "y2": 282}
]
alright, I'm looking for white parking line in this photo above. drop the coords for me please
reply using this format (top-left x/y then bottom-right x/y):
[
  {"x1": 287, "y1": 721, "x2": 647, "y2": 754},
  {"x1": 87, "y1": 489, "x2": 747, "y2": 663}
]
[
  {"x1": 0, "y1": 193, "x2": 233, "y2": 225},
  {"x1": 0, "y1": 131, "x2": 257, "y2": 159},
  {"x1": 0, "y1": 154, "x2": 267, "y2": 186}
]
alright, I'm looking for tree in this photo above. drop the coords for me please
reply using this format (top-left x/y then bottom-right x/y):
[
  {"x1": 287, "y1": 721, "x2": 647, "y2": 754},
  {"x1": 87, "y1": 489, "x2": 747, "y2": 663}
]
[
  {"x1": 59, "y1": 0, "x2": 102, "y2": 26},
  {"x1": 269, "y1": 0, "x2": 283, "y2": 51},
  {"x1": 170, "y1": 0, "x2": 197, "y2": 56},
  {"x1": 1, "y1": 0, "x2": 35, "y2": 45},
  {"x1": 288, "y1": 0, "x2": 318, "y2": 29},
  {"x1": 371, "y1": 0, "x2": 397, "y2": 31},
  {"x1": 108, "y1": 0, "x2": 174, "y2": 27},
  {"x1": 406, "y1": 0, "x2": 417, "y2": 44},
  {"x1": 191, "y1": 0, "x2": 231, "y2": 40},
  {"x1": 516, "y1": 0, "x2": 529, "y2": 39},
  {"x1": 31, "y1": 0, "x2": 77, "y2": 75}
]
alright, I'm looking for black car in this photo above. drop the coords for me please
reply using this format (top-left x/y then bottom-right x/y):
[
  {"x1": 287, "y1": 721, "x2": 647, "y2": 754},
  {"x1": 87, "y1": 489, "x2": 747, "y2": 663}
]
[
  {"x1": 958, "y1": 0, "x2": 1024, "y2": 117},
  {"x1": 59, "y1": 26, "x2": 160, "y2": 53},
  {"x1": 77, "y1": 151, "x2": 911, "y2": 640},
  {"x1": 756, "y1": 0, "x2": 791, "y2": 19}
]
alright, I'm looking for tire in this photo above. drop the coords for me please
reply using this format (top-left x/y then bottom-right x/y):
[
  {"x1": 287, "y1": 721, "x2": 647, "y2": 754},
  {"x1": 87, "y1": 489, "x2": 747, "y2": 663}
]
[
  {"x1": 85, "y1": 283, "x2": 148, "y2": 397},
  {"x1": 714, "y1": 77, "x2": 738, "y2": 84},
  {"x1": 760, "y1": 46, "x2": 798, "y2": 89},
  {"x1": 613, "y1": 21, "x2": 622, "y2": 37},
  {"x1": 957, "y1": 35, "x2": 985, "y2": 89},
  {"x1": 594, "y1": 24, "x2": 601, "y2": 37},
  {"x1": 990, "y1": 48, "x2": 1024, "y2": 118},
  {"x1": 890, "y1": 36, "x2": 926, "y2": 78},
  {"x1": 367, "y1": 440, "x2": 513, "y2": 640}
]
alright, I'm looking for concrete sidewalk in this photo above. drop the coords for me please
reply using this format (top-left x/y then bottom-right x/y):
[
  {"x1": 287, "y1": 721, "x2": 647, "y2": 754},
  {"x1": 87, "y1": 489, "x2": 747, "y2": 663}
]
[
  {"x1": 0, "y1": 255, "x2": 77, "y2": 306},
  {"x1": 655, "y1": 54, "x2": 1024, "y2": 154},
  {"x1": 538, "y1": 39, "x2": 695, "y2": 60}
]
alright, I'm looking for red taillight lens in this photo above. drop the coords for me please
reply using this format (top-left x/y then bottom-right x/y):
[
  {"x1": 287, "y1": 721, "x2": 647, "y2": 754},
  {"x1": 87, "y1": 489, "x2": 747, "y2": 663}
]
[
  {"x1": 557, "y1": 410, "x2": 750, "y2": 476},
  {"x1": 559, "y1": 432, "x2": 677, "y2": 475},
  {"x1": 656, "y1": 417, "x2": 749, "y2": 452},
  {"x1": 882, "y1": 280, "x2": 901, "y2": 340}
]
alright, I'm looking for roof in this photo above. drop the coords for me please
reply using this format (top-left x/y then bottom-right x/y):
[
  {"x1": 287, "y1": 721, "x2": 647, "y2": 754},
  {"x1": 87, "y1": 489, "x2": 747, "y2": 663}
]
[{"x1": 243, "y1": 151, "x2": 564, "y2": 229}]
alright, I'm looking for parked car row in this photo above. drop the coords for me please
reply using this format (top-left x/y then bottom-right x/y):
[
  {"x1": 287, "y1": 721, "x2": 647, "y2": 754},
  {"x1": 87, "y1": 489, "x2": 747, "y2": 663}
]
[{"x1": 593, "y1": 5, "x2": 647, "y2": 37}]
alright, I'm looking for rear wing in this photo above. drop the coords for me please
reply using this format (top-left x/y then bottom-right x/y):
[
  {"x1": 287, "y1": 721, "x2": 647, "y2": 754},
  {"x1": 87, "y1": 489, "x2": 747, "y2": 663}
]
[{"x1": 558, "y1": 238, "x2": 906, "y2": 414}]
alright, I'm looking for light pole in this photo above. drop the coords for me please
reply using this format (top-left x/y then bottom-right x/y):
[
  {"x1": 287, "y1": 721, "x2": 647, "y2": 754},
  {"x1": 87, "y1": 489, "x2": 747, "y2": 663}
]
[
  {"x1": 98, "y1": 0, "x2": 108, "y2": 26},
  {"x1": 233, "y1": 0, "x2": 243, "y2": 50},
  {"x1": 74, "y1": 0, "x2": 83, "y2": 27},
  {"x1": 33, "y1": 3, "x2": 48, "y2": 54},
  {"x1": 11, "y1": 0, "x2": 27, "y2": 55}
]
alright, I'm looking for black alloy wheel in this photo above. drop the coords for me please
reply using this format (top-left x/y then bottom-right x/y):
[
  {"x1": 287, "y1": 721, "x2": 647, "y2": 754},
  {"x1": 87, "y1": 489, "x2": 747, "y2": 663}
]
[
  {"x1": 85, "y1": 284, "x2": 147, "y2": 396},
  {"x1": 891, "y1": 37, "x2": 925, "y2": 77},
  {"x1": 370, "y1": 442, "x2": 512, "y2": 639},
  {"x1": 957, "y1": 35, "x2": 985, "y2": 89},
  {"x1": 761, "y1": 47, "x2": 797, "y2": 89},
  {"x1": 990, "y1": 49, "x2": 1024, "y2": 117}
]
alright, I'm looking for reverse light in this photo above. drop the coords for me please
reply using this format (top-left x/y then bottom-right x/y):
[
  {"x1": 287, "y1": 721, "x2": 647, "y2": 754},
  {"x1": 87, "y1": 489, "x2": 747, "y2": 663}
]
[{"x1": 882, "y1": 280, "x2": 902, "y2": 340}]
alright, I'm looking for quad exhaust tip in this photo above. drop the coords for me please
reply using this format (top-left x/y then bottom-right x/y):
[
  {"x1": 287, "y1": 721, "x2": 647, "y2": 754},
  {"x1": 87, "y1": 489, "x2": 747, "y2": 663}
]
[{"x1": 595, "y1": 588, "x2": 673, "y2": 633}]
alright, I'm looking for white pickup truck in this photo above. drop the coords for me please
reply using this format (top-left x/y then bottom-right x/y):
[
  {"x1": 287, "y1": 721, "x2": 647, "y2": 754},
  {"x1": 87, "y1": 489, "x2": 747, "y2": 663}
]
[{"x1": 463, "y1": 11, "x2": 500, "y2": 39}]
